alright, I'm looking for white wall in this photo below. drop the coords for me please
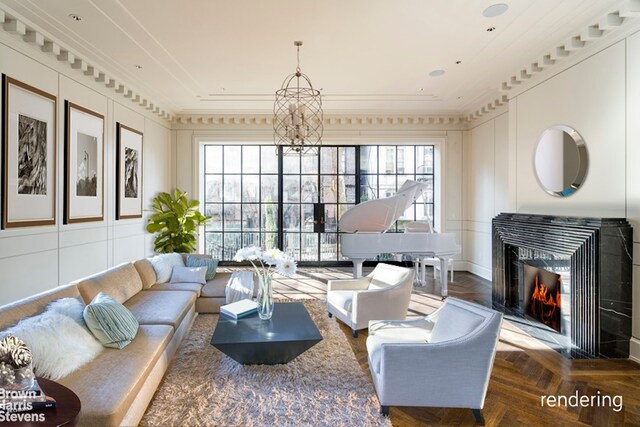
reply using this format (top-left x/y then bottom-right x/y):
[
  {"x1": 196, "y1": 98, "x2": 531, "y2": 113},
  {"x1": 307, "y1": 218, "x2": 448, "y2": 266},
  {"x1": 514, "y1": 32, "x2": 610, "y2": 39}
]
[
  {"x1": 0, "y1": 36, "x2": 173, "y2": 306},
  {"x1": 462, "y1": 112, "x2": 510, "y2": 279}
]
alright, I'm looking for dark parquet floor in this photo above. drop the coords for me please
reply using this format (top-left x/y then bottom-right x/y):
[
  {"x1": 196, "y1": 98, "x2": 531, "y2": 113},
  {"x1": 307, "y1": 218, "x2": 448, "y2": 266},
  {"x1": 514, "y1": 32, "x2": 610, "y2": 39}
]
[{"x1": 269, "y1": 266, "x2": 640, "y2": 427}]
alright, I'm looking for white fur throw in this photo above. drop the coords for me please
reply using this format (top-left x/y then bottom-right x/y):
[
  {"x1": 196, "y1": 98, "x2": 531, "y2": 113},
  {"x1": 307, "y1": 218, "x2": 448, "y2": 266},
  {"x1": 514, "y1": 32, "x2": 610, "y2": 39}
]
[
  {"x1": 149, "y1": 253, "x2": 185, "y2": 284},
  {"x1": 47, "y1": 297, "x2": 88, "y2": 327},
  {"x1": 2, "y1": 305, "x2": 103, "y2": 380}
]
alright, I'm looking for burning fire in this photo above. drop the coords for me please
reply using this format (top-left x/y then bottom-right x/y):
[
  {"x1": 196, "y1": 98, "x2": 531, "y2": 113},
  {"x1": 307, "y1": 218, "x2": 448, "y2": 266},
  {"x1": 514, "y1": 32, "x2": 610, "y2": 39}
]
[{"x1": 530, "y1": 275, "x2": 561, "y2": 332}]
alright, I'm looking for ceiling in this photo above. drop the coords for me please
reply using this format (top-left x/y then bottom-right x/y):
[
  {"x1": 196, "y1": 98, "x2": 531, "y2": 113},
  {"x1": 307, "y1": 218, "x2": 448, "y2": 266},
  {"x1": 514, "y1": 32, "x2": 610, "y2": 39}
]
[{"x1": 0, "y1": 0, "x2": 627, "y2": 115}]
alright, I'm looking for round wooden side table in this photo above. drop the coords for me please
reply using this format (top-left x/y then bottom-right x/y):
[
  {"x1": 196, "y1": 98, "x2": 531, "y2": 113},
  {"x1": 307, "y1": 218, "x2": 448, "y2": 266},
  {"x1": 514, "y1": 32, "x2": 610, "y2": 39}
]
[{"x1": 1, "y1": 377, "x2": 81, "y2": 427}]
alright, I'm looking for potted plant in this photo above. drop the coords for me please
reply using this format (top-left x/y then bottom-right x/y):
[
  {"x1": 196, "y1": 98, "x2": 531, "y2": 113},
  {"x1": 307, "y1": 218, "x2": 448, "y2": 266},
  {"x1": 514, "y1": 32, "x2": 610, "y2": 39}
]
[{"x1": 146, "y1": 189, "x2": 210, "y2": 254}]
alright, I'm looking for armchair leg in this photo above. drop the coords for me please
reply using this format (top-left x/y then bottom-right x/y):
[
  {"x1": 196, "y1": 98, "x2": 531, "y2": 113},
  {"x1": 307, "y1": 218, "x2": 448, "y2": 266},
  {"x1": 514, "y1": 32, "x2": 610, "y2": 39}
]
[
  {"x1": 380, "y1": 406, "x2": 389, "y2": 417},
  {"x1": 471, "y1": 409, "x2": 485, "y2": 425},
  {"x1": 352, "y1": 329, "x2": 359, "y2": 338},
  {"x1": 328, "y1": 312, "x2": 333, "y2": 318}
]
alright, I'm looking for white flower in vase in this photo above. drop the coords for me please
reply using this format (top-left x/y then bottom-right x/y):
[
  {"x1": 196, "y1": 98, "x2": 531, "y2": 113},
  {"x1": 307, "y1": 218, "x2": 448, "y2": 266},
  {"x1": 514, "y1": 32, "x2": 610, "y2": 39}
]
[
  {"x1": 262, "y1": 248, "x2": 284, "y2": 266},
  {"x1": 276, "y1": 257, "x2": 297, "y2": 277}
]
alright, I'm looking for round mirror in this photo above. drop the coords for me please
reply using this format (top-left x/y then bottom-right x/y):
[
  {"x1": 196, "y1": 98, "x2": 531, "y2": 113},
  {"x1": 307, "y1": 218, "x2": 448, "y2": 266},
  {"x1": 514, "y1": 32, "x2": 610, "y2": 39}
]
[{"x1": 533, "y1": 125, "x2": 588, "y2": 197}]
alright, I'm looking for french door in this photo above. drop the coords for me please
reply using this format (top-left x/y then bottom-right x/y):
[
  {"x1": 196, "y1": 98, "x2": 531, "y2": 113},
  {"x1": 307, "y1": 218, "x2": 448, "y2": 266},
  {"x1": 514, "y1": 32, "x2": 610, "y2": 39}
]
[{"x1": 203, "y1": 144, "x2": 434, "y2": 262}]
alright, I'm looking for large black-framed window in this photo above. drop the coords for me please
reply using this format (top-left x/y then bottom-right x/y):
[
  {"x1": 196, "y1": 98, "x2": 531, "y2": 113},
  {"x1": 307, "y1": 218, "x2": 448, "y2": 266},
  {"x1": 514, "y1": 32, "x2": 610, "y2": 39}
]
[
  {"x1": 203, "y1": 145, "x2": 279, "y2": 260},
  {"x1": 203, "y1": 143, "x2": 435, "y2": 261}
]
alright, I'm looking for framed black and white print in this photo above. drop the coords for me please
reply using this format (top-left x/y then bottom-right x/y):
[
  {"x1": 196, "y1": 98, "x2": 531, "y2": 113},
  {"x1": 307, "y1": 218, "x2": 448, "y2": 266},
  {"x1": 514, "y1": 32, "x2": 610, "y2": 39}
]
[
  {"x1": 64, "y1": 101, "x2": 105, "y2": 223},
  {"x1": 116, "y1": 123, "x2": 143, "y2": 219},
  {"x1": 2, "y1": 75, "x2": 57, "y2": 229}
]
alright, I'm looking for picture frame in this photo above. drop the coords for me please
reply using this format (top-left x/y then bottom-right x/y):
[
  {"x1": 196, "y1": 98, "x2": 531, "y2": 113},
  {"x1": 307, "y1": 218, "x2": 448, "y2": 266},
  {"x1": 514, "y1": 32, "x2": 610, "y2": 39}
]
[
  {"x1": 116, "y1": 123, "x2": 143, "y2": 219},
  {"x1": 2, "y1": 75, "x2": 57, "y2": 229},
  {"x1": 64, "y1": 101, "x2": 105, "y2": 223}
]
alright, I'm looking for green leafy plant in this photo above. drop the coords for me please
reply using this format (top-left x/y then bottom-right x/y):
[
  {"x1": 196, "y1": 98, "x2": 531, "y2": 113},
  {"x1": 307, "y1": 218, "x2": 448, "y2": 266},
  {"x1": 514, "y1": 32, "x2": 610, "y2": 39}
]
[{"x1": 146, "y1": 189, "x2": 211, "y2": 254}]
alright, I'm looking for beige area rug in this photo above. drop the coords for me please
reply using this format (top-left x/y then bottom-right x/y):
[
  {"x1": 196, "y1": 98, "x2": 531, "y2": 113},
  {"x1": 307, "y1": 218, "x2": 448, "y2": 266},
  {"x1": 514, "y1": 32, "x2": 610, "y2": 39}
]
[{"x1": 141, "y1": 300, "x2": 391, "y2": 427}]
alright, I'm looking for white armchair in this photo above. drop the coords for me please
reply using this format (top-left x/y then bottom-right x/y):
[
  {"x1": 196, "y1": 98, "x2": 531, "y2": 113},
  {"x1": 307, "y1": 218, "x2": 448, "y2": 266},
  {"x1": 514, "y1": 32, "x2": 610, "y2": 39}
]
[
  {"x1": 326, "y1": 263, "x2": 414, "y2": 337},
  {"x1": 366, "y1": 297, "x2": 503, "y2": 424}
]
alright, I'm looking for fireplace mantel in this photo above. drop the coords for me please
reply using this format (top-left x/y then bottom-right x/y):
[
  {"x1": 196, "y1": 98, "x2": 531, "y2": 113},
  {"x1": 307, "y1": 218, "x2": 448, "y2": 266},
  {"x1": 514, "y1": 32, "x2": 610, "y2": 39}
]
[{"x1": 492, "y1": 213, "x2": 633, "y2": 358}]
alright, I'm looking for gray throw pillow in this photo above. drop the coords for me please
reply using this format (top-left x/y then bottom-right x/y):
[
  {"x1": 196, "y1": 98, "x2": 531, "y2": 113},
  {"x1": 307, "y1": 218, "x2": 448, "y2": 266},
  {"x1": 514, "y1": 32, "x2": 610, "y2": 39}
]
[
  {"x1": 186, "y1": 255, "x2": 218, "y2": 281},
  {"x1": 83, "y1": 292, "x2": 139, "y2": 349},
  {"x1": 170, "y1": 266, "x2": 207, "y2": 285}
]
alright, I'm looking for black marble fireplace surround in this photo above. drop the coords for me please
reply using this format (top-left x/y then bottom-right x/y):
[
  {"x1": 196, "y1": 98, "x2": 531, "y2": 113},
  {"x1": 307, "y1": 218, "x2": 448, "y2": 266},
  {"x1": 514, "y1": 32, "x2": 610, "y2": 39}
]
[{"x1": 492, "y1": 213, "x2": 633, "y2": 358}]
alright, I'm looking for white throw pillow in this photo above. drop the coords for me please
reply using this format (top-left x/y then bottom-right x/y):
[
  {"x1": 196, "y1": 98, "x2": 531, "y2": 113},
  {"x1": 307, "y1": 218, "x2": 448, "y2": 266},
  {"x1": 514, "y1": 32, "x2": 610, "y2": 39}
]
[
  {"x1": 170, "y1": 266, "x2": 208, "y2": 285},
  {"x1": 2, "y1": 310, "x2": 103, "y2": 380},
  {"x1": 148, "y1": 252, "x2": 185, "y2": 284}
]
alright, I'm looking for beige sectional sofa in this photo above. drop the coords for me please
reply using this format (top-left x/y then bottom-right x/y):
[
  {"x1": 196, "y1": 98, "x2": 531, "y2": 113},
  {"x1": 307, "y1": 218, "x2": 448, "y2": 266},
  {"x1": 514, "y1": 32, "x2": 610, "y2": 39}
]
[{"x1": 0, "y1": 255, "x2": 234, "y2": 427}]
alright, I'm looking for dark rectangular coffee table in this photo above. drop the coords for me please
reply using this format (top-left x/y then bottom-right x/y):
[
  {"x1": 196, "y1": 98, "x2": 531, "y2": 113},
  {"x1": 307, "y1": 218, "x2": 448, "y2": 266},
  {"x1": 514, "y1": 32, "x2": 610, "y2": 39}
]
[{"x1": 210, "y1": 302, "x2": 323, "y2": 365}]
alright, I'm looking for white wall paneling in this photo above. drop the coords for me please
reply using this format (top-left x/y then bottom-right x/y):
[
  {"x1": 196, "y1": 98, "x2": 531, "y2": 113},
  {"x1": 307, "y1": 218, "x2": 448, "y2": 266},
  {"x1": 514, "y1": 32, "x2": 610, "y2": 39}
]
[
  {"x1": 627, "y1": 31, "x2": 640, "y2": 361},
  {"x1": 0, "y1": 37, "x2": 172, "y2": 306}
]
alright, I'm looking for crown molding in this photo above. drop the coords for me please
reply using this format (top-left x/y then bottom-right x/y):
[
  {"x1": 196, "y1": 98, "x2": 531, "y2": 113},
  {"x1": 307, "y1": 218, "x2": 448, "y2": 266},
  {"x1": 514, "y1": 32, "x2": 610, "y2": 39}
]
[
  {"x1": 465, "y1": 0, "x2": 640, "y2": 124},
  {"x1": 0, "y1": 4, "x2": 174, "y2": 123},
  {"x1": 172, "y1": 113, "x2": 470, "y2": 131}
]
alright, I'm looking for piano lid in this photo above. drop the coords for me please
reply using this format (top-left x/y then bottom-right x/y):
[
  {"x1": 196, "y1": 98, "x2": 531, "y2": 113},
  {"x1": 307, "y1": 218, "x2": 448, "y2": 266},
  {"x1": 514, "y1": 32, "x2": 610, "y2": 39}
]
[{"x1": 340, "y1": 180, "x2": 429, "y2": 233}]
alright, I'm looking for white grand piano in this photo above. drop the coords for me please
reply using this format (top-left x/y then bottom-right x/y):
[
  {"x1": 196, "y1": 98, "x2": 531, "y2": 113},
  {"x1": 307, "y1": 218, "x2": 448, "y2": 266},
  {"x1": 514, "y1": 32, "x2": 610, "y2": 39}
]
[{"x1": 340, "y1": 180, "x2": 461, "y2": 297}]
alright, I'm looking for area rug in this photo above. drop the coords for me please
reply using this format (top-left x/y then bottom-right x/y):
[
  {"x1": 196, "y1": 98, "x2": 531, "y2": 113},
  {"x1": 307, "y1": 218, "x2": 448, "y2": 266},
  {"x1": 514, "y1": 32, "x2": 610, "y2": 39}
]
[{"x1": 140, "y1": 300, "x2": 391, "y2": 427}]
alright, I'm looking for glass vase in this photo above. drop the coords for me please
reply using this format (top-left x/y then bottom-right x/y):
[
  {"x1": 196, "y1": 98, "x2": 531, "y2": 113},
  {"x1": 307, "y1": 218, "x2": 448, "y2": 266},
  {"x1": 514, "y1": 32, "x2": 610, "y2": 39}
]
[{"x1": 257, "y1": 274, "x2": 274, "y2": 320}]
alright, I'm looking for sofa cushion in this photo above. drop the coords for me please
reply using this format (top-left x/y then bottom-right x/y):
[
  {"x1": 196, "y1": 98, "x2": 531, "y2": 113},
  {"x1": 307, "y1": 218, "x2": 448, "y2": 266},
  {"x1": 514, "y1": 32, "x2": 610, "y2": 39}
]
[
  {"x1": 76, "y1": 263, "x2": 143, "y2": 304},
  {"x1": 429, "y1": 303, "x2": 484, "y2": 344},
  {"x1": 327, "y1": 290, "x2": 354, "y2": 313},
  {"x1": 84, "y1": 293, "x2": 139, "y2": 349},
  {"x1": 124, "y1": 290, "x2": 196, "y2": 329},
  {"x1": 148, "y1": 282, "x2": 202, "y2": 297},
  {"x1": 366, "y1": 319, "x2": 434, "y2": 374},
  {"x1": 201, "y1": 272, "x2": 233, "y2": 298},
  {"x1": 58, "y1": 324, "x2": 172, "y2": 427},
  {"x1": 133, "y1": 259, "x2": 157, "y2": 289}
]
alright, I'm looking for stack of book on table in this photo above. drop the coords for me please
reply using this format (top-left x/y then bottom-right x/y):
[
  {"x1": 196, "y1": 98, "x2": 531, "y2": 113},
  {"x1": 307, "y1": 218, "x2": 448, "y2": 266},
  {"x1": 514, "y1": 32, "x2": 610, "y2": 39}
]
[
  {"x1": 220, "y1": 299, "x2": 259, "y2": 319},
  {"x1": 0, "y1": 379, "x2": 56, "y2": 414}
]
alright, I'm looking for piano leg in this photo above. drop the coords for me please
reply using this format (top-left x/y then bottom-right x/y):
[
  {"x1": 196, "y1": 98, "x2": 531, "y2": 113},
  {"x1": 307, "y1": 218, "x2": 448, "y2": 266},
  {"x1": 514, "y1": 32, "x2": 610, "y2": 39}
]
[
  {"x1": 438, "y1": 256, "x2": 451, "y2": 298},
  {"x1": 420, "y1": 258, "x2": 427, "y2": 287},
  {"x1": 352, "y1": 259, "x2": 365, "y2": 278},
  {"x1": 413, "y1": 257, "x2": 421, "y2": 286}
]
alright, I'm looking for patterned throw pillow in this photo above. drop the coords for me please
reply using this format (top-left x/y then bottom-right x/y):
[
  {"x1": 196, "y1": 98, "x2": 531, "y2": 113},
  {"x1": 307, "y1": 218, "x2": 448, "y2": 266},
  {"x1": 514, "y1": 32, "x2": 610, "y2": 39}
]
[
  {"x1": 83, "y1": 293, "x2": 139, "y2": 349},
  {"x1": 186, "y1": 255, "x2": 218, "y2": 281}
]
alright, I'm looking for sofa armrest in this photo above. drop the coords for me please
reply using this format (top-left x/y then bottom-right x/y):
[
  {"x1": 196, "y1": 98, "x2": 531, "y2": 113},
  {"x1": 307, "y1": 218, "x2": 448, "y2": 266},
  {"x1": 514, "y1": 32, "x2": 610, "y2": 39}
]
[{"x1": 327, "y1": 277, "x2": 371, "y2": 292}]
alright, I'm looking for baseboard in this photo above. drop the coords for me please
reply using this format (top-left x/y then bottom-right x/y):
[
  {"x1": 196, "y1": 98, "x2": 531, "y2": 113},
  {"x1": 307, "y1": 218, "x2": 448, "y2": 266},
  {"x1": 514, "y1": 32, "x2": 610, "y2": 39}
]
[
  {"x1": 630, "y1": 337, "x2": 640, "y2": 363},
  {"x1": 462, "y1": 261, "x2": 492, "y2": 281}
]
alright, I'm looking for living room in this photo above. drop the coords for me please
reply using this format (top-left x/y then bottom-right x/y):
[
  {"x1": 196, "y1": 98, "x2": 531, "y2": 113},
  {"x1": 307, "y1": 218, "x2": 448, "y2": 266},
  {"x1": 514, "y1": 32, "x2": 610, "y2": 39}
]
[{"x1": 0, "y1": 1, "x2": 639, "y2": 426}]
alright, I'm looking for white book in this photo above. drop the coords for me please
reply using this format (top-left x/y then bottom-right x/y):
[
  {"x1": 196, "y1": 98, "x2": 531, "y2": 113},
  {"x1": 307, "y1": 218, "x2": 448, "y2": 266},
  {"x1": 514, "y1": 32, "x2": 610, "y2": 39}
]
[{"x1": 220, "y1": 299, "x2": 259, "y2": 319}]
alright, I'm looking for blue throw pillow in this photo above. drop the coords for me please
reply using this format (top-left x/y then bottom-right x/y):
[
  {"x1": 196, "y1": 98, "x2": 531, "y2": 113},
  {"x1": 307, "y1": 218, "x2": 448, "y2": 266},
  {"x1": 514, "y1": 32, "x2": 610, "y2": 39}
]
[
  {"x1": 83, "y1": 293, "x2": 139, "y2": 349},
  {"x1": 186, "y1": 255, "x2": 218, "y2": 281}
]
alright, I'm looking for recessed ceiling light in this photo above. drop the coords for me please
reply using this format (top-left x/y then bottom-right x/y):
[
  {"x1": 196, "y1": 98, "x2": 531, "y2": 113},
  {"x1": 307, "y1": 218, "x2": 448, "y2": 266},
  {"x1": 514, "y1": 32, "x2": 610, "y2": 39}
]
[
  {"x1": 483, "y1": 3, "x2": 509, "y2": 18},
  {"x1": 457, "y1": 96, "x2": 463, "y2": 100},
  {"x1": 68, "y1": 13, "x2": 83, "y2": 21},
  {"x1": 135, "y1": 65, "x2": 143, "y2": 70},
  {"x1": 429, "y1": 69, "x2": 445, "y2": 77},
  {"x1": 455, "y1": 60, "x2": 462, "y2": 65},
  {"x1": 419, "y1": 88, "x2": 424, "y2": 92},
  {"x1": 486, "y1": 26, "x2": 496, "y2": 32}
]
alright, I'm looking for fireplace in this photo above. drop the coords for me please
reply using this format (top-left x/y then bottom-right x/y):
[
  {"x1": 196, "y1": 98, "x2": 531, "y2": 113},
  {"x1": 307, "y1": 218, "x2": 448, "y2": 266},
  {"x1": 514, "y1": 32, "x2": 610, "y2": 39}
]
[
  {"x1": 523, "y1": 264, "x2": 562, "y2": 333},
  {"x1": 492, "y1": 213, "x2": 633, "y2": 359}
]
